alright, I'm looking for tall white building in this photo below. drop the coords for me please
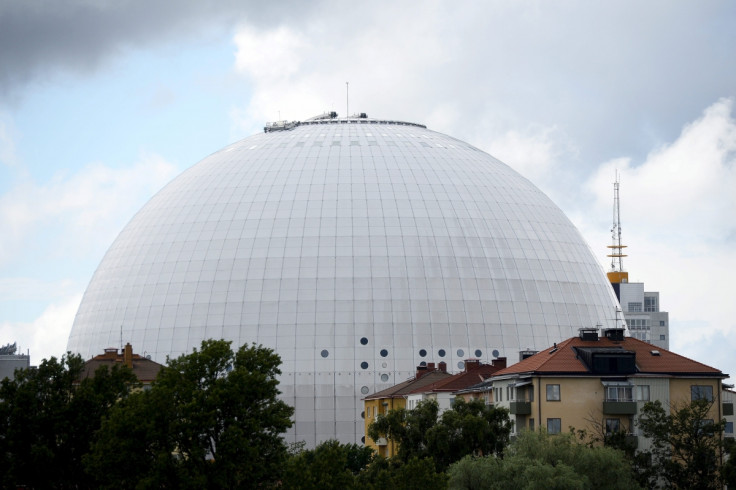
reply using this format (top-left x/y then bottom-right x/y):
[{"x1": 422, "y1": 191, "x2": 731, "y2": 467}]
[{"x1": 618, "y1": 283, "x2": 669, "y2": 349}]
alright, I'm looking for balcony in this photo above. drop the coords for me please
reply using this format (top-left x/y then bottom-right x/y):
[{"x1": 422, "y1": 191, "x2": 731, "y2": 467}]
[
  {"x1": 603, "y1": 401, "x2": 637, "y2": 414},
  {"x1": 509, "y1": 401, "x2": 531, "y2": 415}
]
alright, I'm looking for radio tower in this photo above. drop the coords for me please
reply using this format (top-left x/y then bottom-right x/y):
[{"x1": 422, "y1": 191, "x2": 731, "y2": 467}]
[{"x1": 606, "y1": 173, "x2": 629, "y2": 294}]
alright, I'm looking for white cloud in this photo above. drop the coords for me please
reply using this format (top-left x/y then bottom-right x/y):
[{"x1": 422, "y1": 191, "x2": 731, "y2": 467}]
[
  {"x1": 0, "y1": 152, "x2": 178, "y2": 266},
  {"x1": 579, "y1": 98, "x2": 736, "y2": 375},
  {"x1": 0, "y1": 293, "x2": 82, "y2": 365},
  {"x1": 0, "y1": 113, "x2": 18, "y2": 167}
]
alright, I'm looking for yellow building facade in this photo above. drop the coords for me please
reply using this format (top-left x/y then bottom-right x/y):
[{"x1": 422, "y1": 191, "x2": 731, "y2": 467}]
[{"x1": 489, "y1": 328, "x2": 727, "y2": 451}]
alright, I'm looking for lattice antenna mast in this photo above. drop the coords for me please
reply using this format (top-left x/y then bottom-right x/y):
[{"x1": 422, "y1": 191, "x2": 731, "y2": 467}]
[{"x1": 607, "y1": 173, "x2": 627, "y2": 272}]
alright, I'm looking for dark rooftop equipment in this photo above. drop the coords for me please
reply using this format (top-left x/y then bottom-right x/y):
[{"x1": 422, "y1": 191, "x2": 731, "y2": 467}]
[
  {"x1": 603, "y1": 328, "x2": 625, "y2": 341},
  {"x1": 575, "y1": 346, "x2": 636, "y2": 375},
  {"x1": 579, "y1": 328, "x2": 599, "y2": 341},
  {"x1": 519, "y1": 349, "x2": 538, "y2": 361}
]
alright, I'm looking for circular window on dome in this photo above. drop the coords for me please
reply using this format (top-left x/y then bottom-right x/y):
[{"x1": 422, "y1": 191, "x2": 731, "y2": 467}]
[
  {"x1": 321, "y1": 349, "x2": 329, "y2": 358},
  {"x1": 361, "y1": 411, "x2": 365, "y2": 419},
  {"x1": 360, "y1": 337, "x2": 368, "y2": 345},
  {"x1": 381, "y1": 374, "x2": 389, "y2": 382},
  {"x1": 493, "y1": 349, "x2": 500, "y2": 358},
  {"x1": 361, "y1": 436, "x2": 365, "y2": 444},
  {"x1": 360, "y1": 386, "x2": 369, "y2": 395},
  {"x1": 381, "y1": 362, "x2": 387, "y2": 368},
  {"x1": 458, "y1": 361, "x2": 465, "y2": 370},
  {"x1": 438, "y1": 349, "x2": 446, "y2": 357},
  {"x1": 360, "y1": 361, "x2": 369, "y2": 369},
  {"x1": 380, "y1": 349, "x2": 388, "y2": 357},
  {"x1": 475, "y1": 349, "x2": 482, "y2": 357},
  {"x1": 420, "y1": 361, "x2": 427, "y2": 367},
  {"x1": 419, "y1": 349, "x2": 427, "y2": 357},
  {"x1": 457, "y1": 349, "x2": 465, "y2": 357}
]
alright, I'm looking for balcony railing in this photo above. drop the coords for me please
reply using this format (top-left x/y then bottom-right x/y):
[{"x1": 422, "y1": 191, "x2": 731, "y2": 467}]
[
  {"x1": 509, "y1": 401, "x2": 531, "y2": 415},
  {"x1": 603, "y1": 401, "x2": 637, "y2": 414}
]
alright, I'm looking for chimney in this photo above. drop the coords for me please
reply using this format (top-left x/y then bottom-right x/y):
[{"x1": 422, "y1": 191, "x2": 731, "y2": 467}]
[
  {"x1": 416, "y1": 365, "x2": 428, "y2": 379},
  {"x1": 465, "y1": 359, "x2": 481, "y2": 372},
  {"x1": 427, "y1": 362, "x2": 436, "y2": 371},
  {"x1": 492, "y1": 357, "x2": 507, "y2": 369},
  {"x1": 438, "y1": 361, "x2": 447, "y2": 373},
  {"x1": 124, "y1": 343, "x2": 133, "y2": 369}
]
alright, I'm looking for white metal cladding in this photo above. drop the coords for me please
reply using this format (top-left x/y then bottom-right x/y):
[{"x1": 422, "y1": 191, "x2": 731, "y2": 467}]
[{"x1": 67, "y1": 119, "x2": 620, "y2": 447}]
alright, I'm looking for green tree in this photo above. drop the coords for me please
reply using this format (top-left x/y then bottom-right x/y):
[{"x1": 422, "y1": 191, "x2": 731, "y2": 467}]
[
  {"x1": 0, "y1": 353, "x2": 136, "y2": 489},
  {"x1": 637, "y1": 398, "x2": 726, "y2": 489},
  {"x1": 367, "y1": 398, "x2": 440, "y2": 463},
  {"x1": 281, "y1": 440, "x2": 374, "y2": 489},
  {"x1": 87, "y1": 340, "x2": 294, "y2": 489},
  {"x1": 447, "y1": 430, "x2": 641, "y2": 490},
  {"x1": 367, "y1": 398, "x2": 511, "y2": 471},
  {"x1": 426, "y1": 397, "x2": 512, "y2": 469},
  {"x1": 356, "y1": 456, "x2": 448, "y2": 490}
]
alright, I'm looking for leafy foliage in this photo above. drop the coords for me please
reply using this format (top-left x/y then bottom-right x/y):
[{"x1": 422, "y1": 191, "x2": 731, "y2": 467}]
[
  {"x1": 637, "y1": 399, "x2": 726, "y2": 489},
  {"x1": 0, "y1": 353, "x2": 137, "y2": 489},
  {"x1": 87, "y1": 340, "x2": 294, "y2": 489},
  {"x1": 367, "y1": 397, "x2": 512, "y2": 471},
  {"x1": 356, "y1": 455, "x2": 448, "y2": 490},
  {"x1": 447, "y1": 430, "x2": 641, "y2": 490},
  {"x1": 281, "y1": 440, "x2": 375, "y2": 489}
]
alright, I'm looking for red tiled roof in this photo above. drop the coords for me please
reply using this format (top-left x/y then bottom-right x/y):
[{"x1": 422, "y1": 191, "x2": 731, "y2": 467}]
[
  {"x1": 80, "y1": 348, "x2": 164, "y2": 383},
  {"x1": 364, "y1": 371, "x2": 453, "y2": 400},
  {"x1": 493, "y1": 335, "x2": 726, "y2": 378},
  {"x1": 410, "y1": 363, "x2": 504, "y2": 394}
]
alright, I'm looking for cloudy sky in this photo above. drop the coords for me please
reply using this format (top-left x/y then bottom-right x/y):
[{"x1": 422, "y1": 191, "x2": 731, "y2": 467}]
[{"x1": 1, "y1": 1, "x2": 734, "y2": 377}]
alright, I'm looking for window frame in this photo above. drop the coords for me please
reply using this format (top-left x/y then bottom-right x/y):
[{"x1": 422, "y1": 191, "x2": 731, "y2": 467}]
[
  {"x1": 605, "y1": 418, "x2": 621, "y2": 434},
  {"x1": 691, "y1": 385, "x2": 714, "y2": 402},
  {"x1": 547, "y1": 418, "x2": 561, "y2": 434},
  {"x1": 546, "y1": 384, "x2": 561, "y2": 401}
]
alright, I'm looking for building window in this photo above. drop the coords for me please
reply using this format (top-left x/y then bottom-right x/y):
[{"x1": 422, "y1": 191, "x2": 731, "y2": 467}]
[
  {"x1": 628, "y1": 302, "x2": 642, "y2": 312},
  {"x1": 547, "y1": 418, "x2": 561, "y2": 434},
  {"x1": 645, "y1": 296, "x2": 658, "y2": 312},
  {"x1": 628, "y1": 319, "x2": 650, "y2": 329},
  {"x1": 691, "y1": 385, "x2": 714, "y2": 402},
  {"x1": 659, "y1": 335, "x2": 666, "y2": 341},
  {"x1": 726, "y1": 422, "x2": 734, "y2": 434},
  {"x1": 636, "y1": 385, "x2": 650, "y2": 402},
  {"x1": 606, "y1": 385, "x2": 633, "y2": 402},
  {"x1": 546, "y1": 384, "x2": 561, "y2": 401},
  {"x1": 606, "y1": 418, "x2": 620, "y2": 434},
  {"x1": 660, "y1": 321, "x2": 665, "y2": 326},
  {"x1": 529, "y1": 418, "x2": 535, "y2": 431}
]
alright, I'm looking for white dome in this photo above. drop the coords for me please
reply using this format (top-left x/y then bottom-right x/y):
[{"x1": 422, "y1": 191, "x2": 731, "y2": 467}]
[{"x1": 68, "y1": 118, "x2": 619, "y2": 446}]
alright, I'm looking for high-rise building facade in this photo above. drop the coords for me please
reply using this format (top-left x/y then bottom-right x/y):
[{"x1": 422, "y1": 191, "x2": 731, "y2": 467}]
[
  {"x1": 67, "y1": 115, "x2": 621, "y2": 446},
  {"x1": 618, "y1": 284, "x2": 669, "y2": 349}
]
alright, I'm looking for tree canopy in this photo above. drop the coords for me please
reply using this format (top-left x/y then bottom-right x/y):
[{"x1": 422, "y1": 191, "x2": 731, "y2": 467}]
[
  {"x1": 0, "y1": 353, "x2": 137, "y2": 489},
  {"x1": 86, "y1": 340, "x2": 294, "y2": 489},
  {"x1": 447, "y1": 430, "x2": 641, "y2": 490},
  {"x1": 368, "y1": 397, "x2": 512, "y2": 471},
  {"x1": 636, "y1": 398, "x2": 726, "y2": 489}
]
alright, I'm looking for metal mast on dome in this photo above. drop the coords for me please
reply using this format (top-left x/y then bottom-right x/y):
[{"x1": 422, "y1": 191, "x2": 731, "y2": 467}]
[{"x1": 606, "y1": 173, "x2": 629, "y2": 287}]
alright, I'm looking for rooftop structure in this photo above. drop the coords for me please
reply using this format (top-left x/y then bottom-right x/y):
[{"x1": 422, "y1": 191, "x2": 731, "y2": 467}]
[{"x1": 80, "y1": 343, "x2": 163, "y2": 384}]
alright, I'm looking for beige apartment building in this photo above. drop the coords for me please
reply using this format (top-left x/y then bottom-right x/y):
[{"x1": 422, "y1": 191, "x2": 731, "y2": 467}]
[{"x1": 487, "y1": 328, "x2": 727, "y2": 450}]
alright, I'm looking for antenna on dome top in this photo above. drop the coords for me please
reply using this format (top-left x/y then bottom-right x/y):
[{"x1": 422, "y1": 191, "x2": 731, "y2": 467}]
[
  {"x1": 346, "y1": 82, "x2": 349, "y2": 120},
  {"x1": 606, "y1": 172, "x2": 629, "y2": 286}
]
